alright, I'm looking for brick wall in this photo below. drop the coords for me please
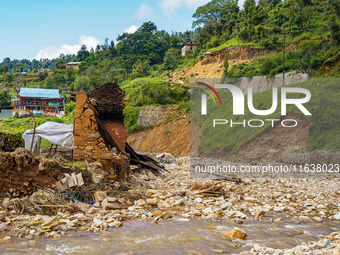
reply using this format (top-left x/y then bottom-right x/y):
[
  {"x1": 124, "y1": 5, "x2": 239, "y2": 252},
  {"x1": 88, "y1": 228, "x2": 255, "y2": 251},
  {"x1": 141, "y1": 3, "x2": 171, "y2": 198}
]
[{"x1": 73, "y1": 91, "x2": 116, "y2": 162}]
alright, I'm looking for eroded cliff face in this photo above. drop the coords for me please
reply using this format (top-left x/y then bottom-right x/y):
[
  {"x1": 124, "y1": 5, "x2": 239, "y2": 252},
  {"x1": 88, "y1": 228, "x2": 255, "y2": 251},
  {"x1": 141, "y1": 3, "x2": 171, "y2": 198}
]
[
  {"x1": 169, "y1": 46, "x2": 275, "y2": 83},
  {"x1": 195, "y1": 46, "x2": 273, "y2": 67}
]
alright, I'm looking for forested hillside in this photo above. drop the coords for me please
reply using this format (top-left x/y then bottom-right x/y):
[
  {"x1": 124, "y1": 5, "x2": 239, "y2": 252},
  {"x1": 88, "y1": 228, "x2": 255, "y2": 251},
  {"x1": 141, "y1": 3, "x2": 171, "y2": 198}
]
[{"x1": 0, "y1": 0, "x2": 339, "y2": 117}]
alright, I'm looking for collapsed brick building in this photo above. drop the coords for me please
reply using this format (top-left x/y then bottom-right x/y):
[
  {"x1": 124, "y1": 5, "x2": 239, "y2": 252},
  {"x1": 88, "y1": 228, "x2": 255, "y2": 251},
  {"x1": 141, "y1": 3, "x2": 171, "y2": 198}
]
[
  {"x1": 73, "y1": 82, "x2": 164, "y2": 181},
  {"x1": 73, "y1": 82, "x2": 129, "y2": 180}
]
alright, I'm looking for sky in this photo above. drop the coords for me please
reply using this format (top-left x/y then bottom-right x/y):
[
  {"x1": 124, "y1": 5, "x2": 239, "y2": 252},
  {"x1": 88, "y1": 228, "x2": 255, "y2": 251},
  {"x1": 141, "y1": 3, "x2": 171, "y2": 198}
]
[{"x1": 0, "y1": 0, "x2": 246, "y2": 61}]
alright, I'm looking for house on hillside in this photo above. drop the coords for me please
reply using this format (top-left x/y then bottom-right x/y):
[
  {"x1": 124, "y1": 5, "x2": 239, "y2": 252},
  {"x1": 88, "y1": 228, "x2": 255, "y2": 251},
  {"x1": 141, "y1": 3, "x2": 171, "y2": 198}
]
[
  {"x1": 12, "y1": 88, "x2": 65, "y2": 117},
  {"x1": 66, "y1": 62, "x2": 81, "y2": 70},
  {"x1": 181, "y1": 41, "x2": 198, "y2": 56}
]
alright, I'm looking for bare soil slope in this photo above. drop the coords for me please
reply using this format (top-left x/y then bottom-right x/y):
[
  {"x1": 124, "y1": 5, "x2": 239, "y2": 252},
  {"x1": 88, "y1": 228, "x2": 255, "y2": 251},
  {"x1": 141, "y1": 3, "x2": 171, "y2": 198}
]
[
  {"x1": 128, "y1": 113, "x2": 309, "y2": 162},
  {"x1": 127, "y1": 117, "x2": 190, "y2": 157}
]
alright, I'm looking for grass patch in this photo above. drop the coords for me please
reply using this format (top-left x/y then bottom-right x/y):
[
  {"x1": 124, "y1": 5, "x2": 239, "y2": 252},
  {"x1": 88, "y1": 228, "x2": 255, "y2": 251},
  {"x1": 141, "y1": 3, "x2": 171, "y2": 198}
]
[
  {"x1": 207, "y1": 38, "x2": 258, "y2": 52},
  {"x1": 64, "y1": 161, "x2": 88, "y2": 169},
  {"x1": 163, "y1": 130, "x2": 172, "y2": 136},
  {"x1": 124, "y1": 105, "x2": 143, "y2": 132}
]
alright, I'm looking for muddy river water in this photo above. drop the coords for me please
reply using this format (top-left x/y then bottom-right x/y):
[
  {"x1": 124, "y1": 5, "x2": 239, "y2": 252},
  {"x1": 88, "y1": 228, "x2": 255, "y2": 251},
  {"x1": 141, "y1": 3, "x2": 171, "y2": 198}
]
[{"x1": 1, "y1": 219, "x2": 339, "y2": 254}]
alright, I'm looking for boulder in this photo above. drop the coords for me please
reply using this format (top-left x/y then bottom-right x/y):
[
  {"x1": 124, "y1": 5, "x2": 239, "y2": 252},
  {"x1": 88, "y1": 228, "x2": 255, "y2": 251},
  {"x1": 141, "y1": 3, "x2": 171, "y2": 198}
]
[
  {"x1": 222, "y1": 227, "x2": 247, "y2": 240},
  {"x1": 102, "y1": 197, "x2": 124, "y2": 210}
]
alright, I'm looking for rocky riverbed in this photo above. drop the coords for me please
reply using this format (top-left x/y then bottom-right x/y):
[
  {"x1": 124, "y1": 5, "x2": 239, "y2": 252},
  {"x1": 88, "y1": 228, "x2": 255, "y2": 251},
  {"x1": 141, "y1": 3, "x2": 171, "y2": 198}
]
[{"x1": 0, "y1": 156, "x2": 339, "y2": 254}]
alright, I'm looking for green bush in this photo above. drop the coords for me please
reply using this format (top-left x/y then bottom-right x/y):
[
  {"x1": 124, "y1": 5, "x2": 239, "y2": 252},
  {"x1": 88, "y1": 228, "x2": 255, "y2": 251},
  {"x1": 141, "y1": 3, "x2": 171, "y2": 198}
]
[
  {"x1": 123, "y1": 78, "x2": 189, "y2": 106},
  {"x1": 124, "y1": 106, "x2": 142, "y2": 132}
]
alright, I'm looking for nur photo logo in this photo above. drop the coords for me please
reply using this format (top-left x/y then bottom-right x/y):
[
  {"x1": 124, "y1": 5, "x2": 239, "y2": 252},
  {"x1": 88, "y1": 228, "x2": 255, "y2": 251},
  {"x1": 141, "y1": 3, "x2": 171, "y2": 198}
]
[{"x1": 198, "y1": 82, "x2": 312, "y2": 128}]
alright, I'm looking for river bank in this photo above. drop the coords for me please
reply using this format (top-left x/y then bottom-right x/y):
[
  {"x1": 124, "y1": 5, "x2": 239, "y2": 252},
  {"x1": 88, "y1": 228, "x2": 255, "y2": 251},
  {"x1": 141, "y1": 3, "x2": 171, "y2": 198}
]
[{"x1": 0, "y1": 155, "x2": 339, "y2": 254}]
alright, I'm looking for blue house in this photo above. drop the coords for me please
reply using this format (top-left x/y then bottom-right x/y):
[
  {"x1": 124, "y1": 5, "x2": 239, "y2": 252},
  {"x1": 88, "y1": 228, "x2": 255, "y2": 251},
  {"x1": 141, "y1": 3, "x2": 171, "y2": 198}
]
[{"x1": 12, "y1": 88, "x2": 65, "y2": 117}]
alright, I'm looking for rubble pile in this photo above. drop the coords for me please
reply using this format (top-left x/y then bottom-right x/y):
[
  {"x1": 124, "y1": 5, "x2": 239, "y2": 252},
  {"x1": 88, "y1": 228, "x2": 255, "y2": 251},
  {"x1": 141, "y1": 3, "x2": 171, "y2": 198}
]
[
  {"x1": 0, "y1": 148, "x2": 82, "y2": 198},
  {"x1": 0, "y1": 154, "x2": 339, "y2": 255}
]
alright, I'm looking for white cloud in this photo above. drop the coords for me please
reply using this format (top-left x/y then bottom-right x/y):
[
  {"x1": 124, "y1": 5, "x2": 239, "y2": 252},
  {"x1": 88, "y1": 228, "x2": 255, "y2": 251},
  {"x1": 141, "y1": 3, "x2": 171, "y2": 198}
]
[
  {"x1": 135, "y1": 3, "x2": 153, "y2": 19},
  {"x1": 124, "y1": 25, "x2": 139, "y2": 34},
  {"x1": 34, "y1": 35, "x2": 101, "y2": 60},
  {"x1": 159, "y1": 0, "x2": 211, "y2": 16}
]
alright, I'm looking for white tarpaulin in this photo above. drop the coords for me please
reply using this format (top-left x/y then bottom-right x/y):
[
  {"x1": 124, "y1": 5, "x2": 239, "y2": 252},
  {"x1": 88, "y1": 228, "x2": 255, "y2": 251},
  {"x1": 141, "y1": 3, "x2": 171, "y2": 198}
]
[{"x1": 22, "y1": 122, "x2": 74, "y2": 151}]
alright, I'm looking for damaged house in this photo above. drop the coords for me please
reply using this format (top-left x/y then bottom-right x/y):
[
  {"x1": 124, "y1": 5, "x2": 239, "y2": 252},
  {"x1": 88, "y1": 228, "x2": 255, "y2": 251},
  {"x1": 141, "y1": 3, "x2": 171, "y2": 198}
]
[{"x1": 73, "y1": 82, "x2": 164, "y2": 181}]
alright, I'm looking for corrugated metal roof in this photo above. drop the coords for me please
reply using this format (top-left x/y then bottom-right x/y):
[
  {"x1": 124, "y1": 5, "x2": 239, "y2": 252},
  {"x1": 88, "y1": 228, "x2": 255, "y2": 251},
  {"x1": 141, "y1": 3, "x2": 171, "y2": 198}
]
[
  {"x1": 18, "y1": 88, "x2": 61, "y2": 98},
  {"x1": 66, "y1": 62, "x2": 81, "y2": 65}
]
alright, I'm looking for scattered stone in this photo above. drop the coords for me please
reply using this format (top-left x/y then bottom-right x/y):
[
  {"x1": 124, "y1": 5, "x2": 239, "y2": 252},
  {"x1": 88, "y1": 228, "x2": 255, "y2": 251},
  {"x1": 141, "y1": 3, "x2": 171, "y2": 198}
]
[
  {"x1": 0, "y1": 211, "x2": 6, "y2": 220},
  {"x1": 137, "y1": 199, "x2": 146, "y2": 206},
  {"x1": 162, "y1": 211, "x2": 173, "y2": 219},
  {"x1": 0, "y1": 223, "x2": 7, "y2": 232},
  {"x1": 233, "y1": 211, "x2": 247, "y2": 219},
  {"x1": 146, "y1": 198, "x2": 158, "y2": 205},
  {"x1": 145, "y1": 189, "x2": 158, "y2": 197},
  {"x1": 102, "y1": 197, "x2": 124, "y2": 210},
  {"x1": 313, "y1": 216, "x2": 323, "y2": 223},
  {"x1": 334, "y1": 213, "x2": 340, "y2": 220},
  {"x1": 75, "y1": 213, "x2": 87, "y2": 221},
  {"x1": 93, "y1": 191, "x2": 107, "y2": 203},
  {"x1": 0, "y1": 236, "x2": 11, "y2": 244},
  {"x1": 42, "y1": 216, "x2": 60, "y2": 230},
  {"x1": 195, "y1": 197, "x2": 203, "y2": 203},
  {"x1": 108, "y1": 221, "x2": 122, "y2": 228},
  {"x1": 92, "y1": 218, "x2": 104, "y2": 228},
  {"x1": 244, "y1": 197, "x2": 258, "y2": 203},
  {"x1": 255, "y1": 209, "x2": 266, "y2": 218},
  {"x1": 153, "y1": 210, "x2": 162, "y2": 217},
  {"x1": 299, "y1": 216, "x2": 311, "y2": 221},
  {"x1": 233, "y1": 218, "x2": 243, "y2": 224},
  {"x1": 213, "y1": 249, "x2": 224, "y2": 253},
  {"x1": 2, "y1": 198, "x2": 10, "y2": 208},
  {"x1": 221, "y1": 227, "x2": 247, "y2": 240},
  {"x1": 273, "y1": 206, "x2": 285, "y2": 212}
]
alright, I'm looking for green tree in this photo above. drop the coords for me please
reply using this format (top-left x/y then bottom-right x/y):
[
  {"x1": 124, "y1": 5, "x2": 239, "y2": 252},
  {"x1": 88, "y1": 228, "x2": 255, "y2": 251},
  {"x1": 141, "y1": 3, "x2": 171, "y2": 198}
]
[
  {"x1": 298, "y1": 41, "x2": 319, "y2": 77},
  {"x1": 193, "y1": 0, "x2": 235, "y2": 27},
  {"x1": 77, "y1": 45, "x2": 90, "y2": 61},
  {"x1": 130, "y1": 60, "x2": 150, "y2": 78},
  {"x1": 17, "y1": 63, "x2": 24, "y2": 72},
  {"x1": 330, "y1": 0, "x2": 340, "y2": 17},
  {"x1": 4, "y1": 73, "x2": 14, "y2": 83},
  {"x1": 243, "y1": 0, "x2": 256, "y2": 21},
  {"x1": 73, "y1": 76, "x2": 92, "y2": 92},
  {"x1": 38, "y1": 70, "x2": 48, "y2": 81},
  {"x1": 0, "y1": 89, "x2": 11, "y2": 107},
  {"x1": 116, "y1": 21, "x2": 170, "y2": 71},
  {"x1": 55, "y1": 59, "x2": 66, "y2": 69},
  {"x1": 163, "y1": 48, "x2": 181, "y2": 70},
  {"x1": 0, "y1": 65, "x2": 8, "y2": 74}
]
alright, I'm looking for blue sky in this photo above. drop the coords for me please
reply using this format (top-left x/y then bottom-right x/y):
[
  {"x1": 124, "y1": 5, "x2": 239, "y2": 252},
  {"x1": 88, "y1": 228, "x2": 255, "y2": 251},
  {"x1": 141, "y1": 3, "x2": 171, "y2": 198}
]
[{"x1": 0, "y1": 0, "x2": 246, "y2": 61}]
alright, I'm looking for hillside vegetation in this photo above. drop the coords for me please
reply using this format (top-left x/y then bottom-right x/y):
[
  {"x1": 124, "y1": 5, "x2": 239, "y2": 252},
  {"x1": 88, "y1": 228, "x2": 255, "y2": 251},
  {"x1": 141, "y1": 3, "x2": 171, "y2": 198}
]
[{"x1": 0, "y1": 0, "x2": 339, "y2": 147}]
